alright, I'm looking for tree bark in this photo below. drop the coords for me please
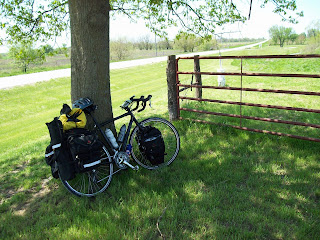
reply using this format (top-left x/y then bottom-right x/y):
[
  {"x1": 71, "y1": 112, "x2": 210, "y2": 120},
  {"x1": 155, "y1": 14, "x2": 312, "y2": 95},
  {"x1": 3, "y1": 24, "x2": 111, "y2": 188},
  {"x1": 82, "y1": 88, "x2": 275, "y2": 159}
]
[{"x1": 69, "y1": 0, "x2": 113, "y2": 129}]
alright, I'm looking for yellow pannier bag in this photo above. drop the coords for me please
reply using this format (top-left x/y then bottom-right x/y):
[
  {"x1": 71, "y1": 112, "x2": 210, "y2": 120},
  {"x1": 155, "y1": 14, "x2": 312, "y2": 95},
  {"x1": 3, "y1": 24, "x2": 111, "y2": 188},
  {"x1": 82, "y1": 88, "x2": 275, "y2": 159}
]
[{"x1": 59, "y1": 108, "x2": 87, "y2": 131}]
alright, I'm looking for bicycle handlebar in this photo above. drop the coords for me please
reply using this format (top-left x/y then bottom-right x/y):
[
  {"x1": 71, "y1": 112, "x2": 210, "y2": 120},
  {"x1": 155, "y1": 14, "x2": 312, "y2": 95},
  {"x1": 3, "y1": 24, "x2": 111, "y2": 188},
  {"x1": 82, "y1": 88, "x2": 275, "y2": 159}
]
[{"x1": 121, "y1": 95, "x2": 152, "y2": 112}]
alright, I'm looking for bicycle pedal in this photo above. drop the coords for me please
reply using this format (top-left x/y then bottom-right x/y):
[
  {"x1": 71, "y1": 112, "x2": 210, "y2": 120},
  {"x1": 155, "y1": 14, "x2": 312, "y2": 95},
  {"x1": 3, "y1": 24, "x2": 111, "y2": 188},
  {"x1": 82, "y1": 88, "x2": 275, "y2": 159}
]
[{"x1": 133, "y1": 165, "x2": 139, "y2": 171}]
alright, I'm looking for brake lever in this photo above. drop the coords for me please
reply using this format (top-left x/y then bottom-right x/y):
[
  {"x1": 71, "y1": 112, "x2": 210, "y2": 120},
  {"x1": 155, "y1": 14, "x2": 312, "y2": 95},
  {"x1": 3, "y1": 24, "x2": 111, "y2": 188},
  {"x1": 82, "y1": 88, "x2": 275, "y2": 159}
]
[{"x1": 145, "y1": 95, "x2": 152, "y2": 108}]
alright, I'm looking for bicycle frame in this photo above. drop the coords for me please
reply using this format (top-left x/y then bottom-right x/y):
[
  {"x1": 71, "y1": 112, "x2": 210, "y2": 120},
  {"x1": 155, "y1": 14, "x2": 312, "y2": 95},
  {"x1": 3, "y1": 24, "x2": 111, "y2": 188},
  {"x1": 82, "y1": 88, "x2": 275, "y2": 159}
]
[
  {"x1": 58, "y1": 95, "x2": 179, "y2": 197},
  {"x1": 86, "y1": 108, "x2": 143, "y2": 152}
]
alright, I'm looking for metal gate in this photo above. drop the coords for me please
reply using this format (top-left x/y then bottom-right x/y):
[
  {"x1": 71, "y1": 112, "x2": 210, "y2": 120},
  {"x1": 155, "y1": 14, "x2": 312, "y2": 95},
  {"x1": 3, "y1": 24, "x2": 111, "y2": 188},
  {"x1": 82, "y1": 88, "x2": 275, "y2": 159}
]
[{"x1": 176, "y1": 54, "x2": 320, "y2": 142}]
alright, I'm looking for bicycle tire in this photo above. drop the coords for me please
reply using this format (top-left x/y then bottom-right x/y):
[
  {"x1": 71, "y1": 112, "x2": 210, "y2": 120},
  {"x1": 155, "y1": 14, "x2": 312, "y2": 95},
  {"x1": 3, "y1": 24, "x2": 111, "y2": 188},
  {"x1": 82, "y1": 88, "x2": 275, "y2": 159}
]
[
  {"x1": 129, "y1": 117, "x2": 180, "y2": 170},
  {"x1": 61, "y1": 146, "x2": 113, "y2": 197}
]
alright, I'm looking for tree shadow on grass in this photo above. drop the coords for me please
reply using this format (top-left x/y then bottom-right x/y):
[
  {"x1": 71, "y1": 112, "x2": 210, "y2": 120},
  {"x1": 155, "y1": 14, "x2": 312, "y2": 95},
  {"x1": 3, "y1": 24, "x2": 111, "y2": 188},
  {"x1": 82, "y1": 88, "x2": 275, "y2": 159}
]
[
  {"x1": 157, "y1": 120, "x2": 320, "y2": 239},
  {"x1": 120, "y1": 118, "x2": 320, "y2": 239},
  {"x1": 1, "y1": 118, "x2": 319, "y2": 239}
]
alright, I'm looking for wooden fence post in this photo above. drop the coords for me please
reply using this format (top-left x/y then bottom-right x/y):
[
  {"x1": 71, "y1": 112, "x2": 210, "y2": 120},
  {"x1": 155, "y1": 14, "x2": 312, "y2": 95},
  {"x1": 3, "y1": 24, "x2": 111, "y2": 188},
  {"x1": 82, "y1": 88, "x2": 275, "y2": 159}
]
[
  {"x1": 167, "y1": 55, "x2": 179, "y2": 121},
  {"x1": 194, "y1": 55, "x2": 202, "y2": 99}
]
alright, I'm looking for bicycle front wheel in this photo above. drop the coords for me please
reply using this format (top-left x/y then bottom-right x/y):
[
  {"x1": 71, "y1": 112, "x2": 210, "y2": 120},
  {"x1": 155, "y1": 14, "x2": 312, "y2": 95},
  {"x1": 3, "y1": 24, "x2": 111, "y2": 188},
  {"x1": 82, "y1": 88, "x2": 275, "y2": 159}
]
[
  {"x1": 61, "y1": 146, "x2": 113, "y2": 197},
  {"x1": 129, "y1": 117, "x2": 180, "y2": 170}
]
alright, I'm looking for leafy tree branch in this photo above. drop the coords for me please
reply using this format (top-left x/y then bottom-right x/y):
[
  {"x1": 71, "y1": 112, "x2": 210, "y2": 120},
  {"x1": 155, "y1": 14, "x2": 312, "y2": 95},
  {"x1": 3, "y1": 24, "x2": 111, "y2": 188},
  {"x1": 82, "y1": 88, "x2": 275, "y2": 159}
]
[
  {"x1": 0, "y1": 0, "x2": 68, "y2": 43},
  {"x1": 1, "y1": 0, "x2": 303, "y2": 44}
]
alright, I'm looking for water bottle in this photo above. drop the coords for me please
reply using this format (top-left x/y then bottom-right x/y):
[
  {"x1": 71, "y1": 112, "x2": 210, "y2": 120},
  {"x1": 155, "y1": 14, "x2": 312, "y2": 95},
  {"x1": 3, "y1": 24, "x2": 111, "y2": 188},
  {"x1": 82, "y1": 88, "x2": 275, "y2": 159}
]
[
  {"x1": 126, "y1": 144, "x2": 132, "y2": 156},
  {"x1": 105, "y1": 128, "x2": 119, "y2": 149},
  {"x1": 117, "y1": 124, "x2": 126, "y2": 143}
]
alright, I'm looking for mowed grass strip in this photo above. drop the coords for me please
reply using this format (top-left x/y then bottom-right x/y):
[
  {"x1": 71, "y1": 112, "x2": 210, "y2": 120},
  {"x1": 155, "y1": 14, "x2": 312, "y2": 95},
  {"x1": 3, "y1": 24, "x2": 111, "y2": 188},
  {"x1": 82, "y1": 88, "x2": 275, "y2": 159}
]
[
  {"x1": 0, "y1": 44, "x2": 319, "y2": 239},
  {"x1": 178, "y1": 44, "x2": 320, "y2": 139},
  {"x1": 0, "y1": 41, "x2": 257, "y2": 78}
]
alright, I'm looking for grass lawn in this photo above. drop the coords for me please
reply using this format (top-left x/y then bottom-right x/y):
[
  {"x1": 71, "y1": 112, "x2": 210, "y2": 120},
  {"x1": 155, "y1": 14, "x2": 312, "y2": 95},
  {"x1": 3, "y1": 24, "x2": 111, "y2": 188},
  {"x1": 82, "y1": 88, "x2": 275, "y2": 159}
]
[
  {"x1": 178, "y1": 44, "x2": 320, "y2": 140},
  {"x1": 0, "y1": 41, "x2": 259, "y2": 77},
  {"x1": 0, "y1": 53, "x2": 71, "y2": 77},
  {"x1": 0, "y1": 44, "x2": 319, "y2": 239}
]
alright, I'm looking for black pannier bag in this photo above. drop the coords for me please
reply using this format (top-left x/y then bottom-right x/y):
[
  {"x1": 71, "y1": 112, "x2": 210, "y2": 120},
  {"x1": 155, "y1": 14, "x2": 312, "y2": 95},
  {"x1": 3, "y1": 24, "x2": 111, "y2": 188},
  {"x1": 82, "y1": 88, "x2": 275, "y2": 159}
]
[
  {"x1": 136, "y1": 126, "x2": 165, "y2": 165},
  {"x1": 45, "y1": 118, "x2": 75, "y2": 181},
  {"x1": 55, "y1": 144, "x2": 75, "y2": 181},
  {"x1": 46, "y1": 117, "x2": 63, "y2": 146},
  {"x1": 66, "y1": 128, "x2": 103, "y2": 173},
  {"x1": 45, "y1": 144, "x2": 59, "y2": 179}
]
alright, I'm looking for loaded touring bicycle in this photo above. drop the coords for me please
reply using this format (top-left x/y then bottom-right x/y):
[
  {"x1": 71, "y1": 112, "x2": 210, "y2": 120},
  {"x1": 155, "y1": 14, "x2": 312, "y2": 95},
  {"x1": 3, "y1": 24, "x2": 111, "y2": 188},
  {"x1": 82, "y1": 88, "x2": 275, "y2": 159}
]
[{"x1": 45, "y1": 95, "x2": 180, "y2": 197}]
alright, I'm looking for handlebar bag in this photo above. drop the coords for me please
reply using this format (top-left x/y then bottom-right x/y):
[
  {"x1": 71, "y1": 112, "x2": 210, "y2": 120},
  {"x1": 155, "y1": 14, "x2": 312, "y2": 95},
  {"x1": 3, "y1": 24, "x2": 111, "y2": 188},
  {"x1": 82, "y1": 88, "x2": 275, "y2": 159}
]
[
  {"x1": 66, "y1": 128, "x2": 103, "y2": 173},
  {"x1": 136, "y1": 126, "x2": 165, "y2": 165}
]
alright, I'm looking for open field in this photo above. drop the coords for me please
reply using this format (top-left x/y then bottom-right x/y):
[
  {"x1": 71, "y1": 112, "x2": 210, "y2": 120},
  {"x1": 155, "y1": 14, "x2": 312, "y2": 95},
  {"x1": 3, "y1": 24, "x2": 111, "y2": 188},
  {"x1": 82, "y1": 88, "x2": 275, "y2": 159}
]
[
  {"x1": 0, "y1": 53, "x2": 71, "y2": 77},
  {"x1": 178, "y1": 44, "x2": 320, "y2": 140},
  {"x1": 0, "y1": 44, "x2": 319, "y2": 239},
  {"x1": 0, "y1": 41, "x2": 259, "y2": 77}
]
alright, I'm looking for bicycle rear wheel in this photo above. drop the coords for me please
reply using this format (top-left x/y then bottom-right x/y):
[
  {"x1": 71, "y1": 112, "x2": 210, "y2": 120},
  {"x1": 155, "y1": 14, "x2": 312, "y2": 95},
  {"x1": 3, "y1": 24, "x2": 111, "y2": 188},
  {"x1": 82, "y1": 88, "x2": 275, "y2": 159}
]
[
  {"x1": 61, "y1": 146, "x2": 113, "y2": 197},
  {"x1": 129, "y1": 117, "x2": 180, "y2": 170}
]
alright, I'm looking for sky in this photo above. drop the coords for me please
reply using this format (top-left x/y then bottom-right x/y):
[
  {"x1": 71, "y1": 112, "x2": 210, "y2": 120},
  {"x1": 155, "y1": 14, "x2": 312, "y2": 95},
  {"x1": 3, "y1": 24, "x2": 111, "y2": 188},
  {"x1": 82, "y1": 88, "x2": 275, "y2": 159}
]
[
  {"x1": 109, "y1": 0, "x2": 320, "y2": 41},
  {"x1": 0, "y1": 0, "x2": 319, "y2": 53}
]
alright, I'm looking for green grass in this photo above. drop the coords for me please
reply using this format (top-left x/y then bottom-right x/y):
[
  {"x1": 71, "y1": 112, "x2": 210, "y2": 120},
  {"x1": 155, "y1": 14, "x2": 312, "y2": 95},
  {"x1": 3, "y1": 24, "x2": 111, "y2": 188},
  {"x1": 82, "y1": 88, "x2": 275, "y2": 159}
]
[
  {"x1": 178, "y1": 44, "x2": 320, "y2": 140},
  {"x1": 0, "y1": 53, "x2": 71, "y2": 77},
  {"x1": 0, "y1": 40, "x2": 260, "y2": 78},
  {"x1": 0, "y1": 44, "x2": 319, "y2": 239}
]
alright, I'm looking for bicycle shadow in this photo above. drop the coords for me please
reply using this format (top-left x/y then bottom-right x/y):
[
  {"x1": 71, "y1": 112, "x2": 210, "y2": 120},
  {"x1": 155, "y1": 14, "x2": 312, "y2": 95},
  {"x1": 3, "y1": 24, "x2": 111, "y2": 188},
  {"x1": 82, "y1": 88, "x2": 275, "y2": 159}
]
[
  {"x1": 1, "y1": 120, "x2": 319, "y2": 239},
  {"x1": 113, "y1": 120, "x2": 320, "y2": 239}
]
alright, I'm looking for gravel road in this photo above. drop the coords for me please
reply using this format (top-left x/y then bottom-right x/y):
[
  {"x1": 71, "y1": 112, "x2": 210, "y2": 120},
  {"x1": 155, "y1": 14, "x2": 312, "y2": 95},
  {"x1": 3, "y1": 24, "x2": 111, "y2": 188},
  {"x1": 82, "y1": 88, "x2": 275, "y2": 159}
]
[{"x1": 0, "y1": 41, "x2": 266, "y2": 90}]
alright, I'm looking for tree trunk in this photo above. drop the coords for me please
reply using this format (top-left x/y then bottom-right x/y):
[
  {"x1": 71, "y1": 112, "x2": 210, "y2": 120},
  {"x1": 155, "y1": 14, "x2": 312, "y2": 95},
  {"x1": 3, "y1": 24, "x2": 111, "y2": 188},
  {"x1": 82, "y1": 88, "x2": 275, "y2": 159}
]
[{"x1": 69, "y1": 0, "x2": 113, "y2": 129}]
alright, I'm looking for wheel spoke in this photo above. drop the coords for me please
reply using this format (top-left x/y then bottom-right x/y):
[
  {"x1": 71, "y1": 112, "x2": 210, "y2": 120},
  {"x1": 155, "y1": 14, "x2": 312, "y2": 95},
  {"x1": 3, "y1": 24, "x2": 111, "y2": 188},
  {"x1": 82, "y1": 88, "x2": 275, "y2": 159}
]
[{"x1": 61, "y1": 148, "x2": 113, "y2": 197}]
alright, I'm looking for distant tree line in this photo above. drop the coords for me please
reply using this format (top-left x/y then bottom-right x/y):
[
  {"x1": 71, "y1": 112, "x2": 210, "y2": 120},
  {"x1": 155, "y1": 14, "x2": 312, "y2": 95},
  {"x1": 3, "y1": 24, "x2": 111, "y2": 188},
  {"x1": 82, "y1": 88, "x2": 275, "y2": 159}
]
[
  {"x1": 269, "y1": 25, "x2": 304, "y2": 47},
  {"x1": 269, "y1": 20, "x2": 320, "y2": 49},
  {"x1": 109, "y1": 36, "x2": 175, "y2": 61},
  {"x1": 219, "y1": 37, "x2": 265, "y2": 43},
  {"x1": 305, "y1": 20, "x2": 320, "y2": 52},
  {"x1": 7, "y1": 33, "x2": 266, "y2": 72},
  {"x1": 110, "y1": 33, "x2": 264, "y2": 61},
  {"x1": 8, "y1": 43, "x2": 68, "y2": 73}
]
